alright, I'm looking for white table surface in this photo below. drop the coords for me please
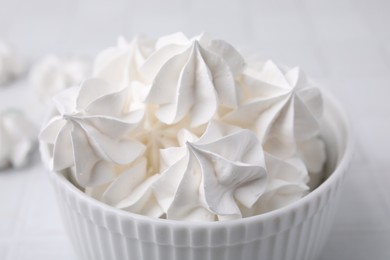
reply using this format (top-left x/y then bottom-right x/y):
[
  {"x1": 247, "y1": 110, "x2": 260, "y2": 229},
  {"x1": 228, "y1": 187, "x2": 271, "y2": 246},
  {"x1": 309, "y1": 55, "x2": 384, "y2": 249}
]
[{"x1": 1, "y1": 0, "x2": 390, "y2": 259}]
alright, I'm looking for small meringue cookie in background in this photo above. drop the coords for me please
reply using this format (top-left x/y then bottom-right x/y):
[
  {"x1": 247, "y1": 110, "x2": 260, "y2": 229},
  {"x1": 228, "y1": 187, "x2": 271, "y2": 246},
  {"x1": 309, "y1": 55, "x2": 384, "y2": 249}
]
[
  {"x1": 0, "y1": 41, "x2": 25, "y2": 86},
  {"x1": 29, "y1": 55, "x2": 91, "y2": 104},
  {"x1": 0, "y1": 109, "x2": 37, "y2": 170}
]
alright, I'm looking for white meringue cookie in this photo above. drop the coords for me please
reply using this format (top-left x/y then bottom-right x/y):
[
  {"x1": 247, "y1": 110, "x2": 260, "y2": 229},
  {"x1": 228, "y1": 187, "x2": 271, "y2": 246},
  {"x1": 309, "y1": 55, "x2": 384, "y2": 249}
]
[
  {"x1": 224, "y1": 60, "x2": 323, "y2": 159},
  {"x1": 298, "y1": 137, "x2": 326, "y2": 175},
  {"x1": 85, "y1": 157, "x2": 164, "y2": 218},
  {"x1": 241, "y1": 153, "x2": 309, "y2": 216},
  {"x1": 0, "y1": 110, "x2": 36, "y2": 169},
  {"x1": 39, "y1": 78, "x2": 145, "y2": 187},
  {"x1": 84, "y1": 157, "x2": 165, "y2": 219},
  {"x1": 153, "y1": 121, "x2": 268, "y2": 221},
  {"x1": 298, "y1": 137, "x2": 327, "y2": 189},
  {"x1": 0, "y1": 42, "x2": 24, "y2": 86},
  {"x1": 139, "y1": 32, "x2": 245, "y2": 127},
  {"x1": 93, "y1": 35, "x2": 156, "y2": 89},
  {"x1": 113, "y1": 174, "x2": 163, "y2": 218},
  {"x1": 262, "y1": 154, "x2": 309, "y2": 210},
  {"x1": 30, "y1": 55, "x2": 91, "y2": 103}
]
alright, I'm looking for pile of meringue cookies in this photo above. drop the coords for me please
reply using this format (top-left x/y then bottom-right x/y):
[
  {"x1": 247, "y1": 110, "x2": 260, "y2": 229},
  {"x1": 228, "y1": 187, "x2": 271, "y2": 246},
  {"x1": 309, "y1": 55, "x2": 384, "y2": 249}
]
[{"x1": 5, "y1": 32, "x2": 327, "y2": 221}]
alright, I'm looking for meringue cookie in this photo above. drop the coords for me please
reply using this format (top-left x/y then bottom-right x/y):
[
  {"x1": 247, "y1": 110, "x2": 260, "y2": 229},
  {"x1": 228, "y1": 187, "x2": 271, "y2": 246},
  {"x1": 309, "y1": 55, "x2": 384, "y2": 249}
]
[
  {"x1": 39, "y1": 78, "x2": 145, "y2": 186},
  {"x1": 93, "y1": 35, "x2": 156, "y2": 89},
  {"x1": 298, "y1": 137, "x2": 327, "y2": 188},
  {"x1": 153, "y1": 121, "x2": 268, "y2": 221},
  {"x1": 30, "y1": 55, "x2": 91, "y2": 103},
  {"x1": 139, "y1": 32, "x2": 245, "y2": 127},
  {"x1": 241, "y1": 153, "x2": 309, "y2": 216},
  {"x1": 0, "y1": 109, "x2": 36, "y2": 169},
  {"x1": 86, "y1": 157, "x2": 164, "y2": 218},
  {"x1": 0, "y1": 42, "x2": 24, "y2": 86},
  {"x1": 224, "y1": 60, "x2": 323, "y2": 159}
]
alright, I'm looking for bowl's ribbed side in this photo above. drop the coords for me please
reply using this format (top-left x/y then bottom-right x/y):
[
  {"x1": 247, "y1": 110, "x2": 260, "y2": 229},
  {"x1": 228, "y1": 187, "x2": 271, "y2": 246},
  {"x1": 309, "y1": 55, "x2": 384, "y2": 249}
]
[{"x1": 49, "y1": 160, "x2": 348, "y2": 260}]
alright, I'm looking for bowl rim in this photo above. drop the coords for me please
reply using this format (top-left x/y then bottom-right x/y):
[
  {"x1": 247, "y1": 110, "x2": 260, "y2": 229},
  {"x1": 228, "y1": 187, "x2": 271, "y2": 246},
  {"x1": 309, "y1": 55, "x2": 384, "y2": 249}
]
[{"x1": 44, "y1": 88, "x2": 354, "y2": 229}]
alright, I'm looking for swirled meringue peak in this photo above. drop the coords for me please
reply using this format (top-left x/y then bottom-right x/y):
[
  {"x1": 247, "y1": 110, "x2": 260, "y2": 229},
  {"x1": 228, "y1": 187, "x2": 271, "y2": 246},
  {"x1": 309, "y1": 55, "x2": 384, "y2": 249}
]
[
  {"x1": 152, "y1": 121, "x2": 267, "y2": 221},
  {"x1": 93, "y1": 35, "x2": 156, "y2": 89},
  {"x1": 40, "y1": 78, "x2": 145, "y2": 186},
  {"x1": 40, "y1": 32, "x2": 329, "y2": 220},
  {"x1": 224, "y1": 60, "x2": 323, "y2": 158},
  {"x1": 241, "y1": 152, "x2": 309, "y2": 216},
  {"x1": 138, "y1": 32, "x2": 245, "y2": 127}
]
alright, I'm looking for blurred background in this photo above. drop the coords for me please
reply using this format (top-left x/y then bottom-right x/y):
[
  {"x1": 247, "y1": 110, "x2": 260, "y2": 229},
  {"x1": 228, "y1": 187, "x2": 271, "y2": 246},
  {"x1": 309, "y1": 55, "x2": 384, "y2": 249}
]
[{"x1": 0, "y1": 0, "x2": 389, "y2": 259}]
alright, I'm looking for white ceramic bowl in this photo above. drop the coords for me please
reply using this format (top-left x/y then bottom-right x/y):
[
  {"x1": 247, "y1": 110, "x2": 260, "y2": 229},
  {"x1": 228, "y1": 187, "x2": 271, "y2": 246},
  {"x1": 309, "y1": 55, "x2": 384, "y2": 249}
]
[{"x1": 42, "y1": 90, "x2": 353, "y2": 260}]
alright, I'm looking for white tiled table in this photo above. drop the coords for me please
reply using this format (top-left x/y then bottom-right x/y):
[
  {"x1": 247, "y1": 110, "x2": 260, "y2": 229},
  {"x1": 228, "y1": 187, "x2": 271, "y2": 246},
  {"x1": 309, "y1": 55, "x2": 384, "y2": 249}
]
[{"x1": 1, "y1": 0, "x2": 390, "y2": 259}]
